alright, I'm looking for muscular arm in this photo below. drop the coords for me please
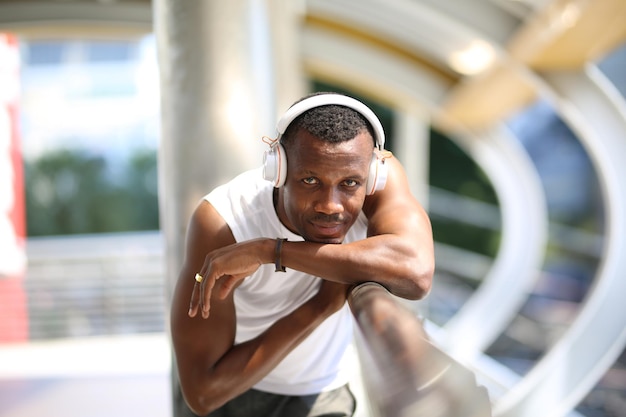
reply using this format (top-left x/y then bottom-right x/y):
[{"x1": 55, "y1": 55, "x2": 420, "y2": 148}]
[{"x1": 171, "y1": 203, "x2": 348, "y2": 415}]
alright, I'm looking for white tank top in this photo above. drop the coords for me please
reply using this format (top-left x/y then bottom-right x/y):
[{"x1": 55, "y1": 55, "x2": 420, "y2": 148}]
[{"x1": 205, "y1": 167, "x2": 367, "y2": 395}]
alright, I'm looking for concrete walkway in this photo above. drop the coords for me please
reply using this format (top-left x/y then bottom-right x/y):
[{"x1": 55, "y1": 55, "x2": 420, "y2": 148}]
[{"x1": 0, "y1": 334, "x2": 172, "y2": 417}]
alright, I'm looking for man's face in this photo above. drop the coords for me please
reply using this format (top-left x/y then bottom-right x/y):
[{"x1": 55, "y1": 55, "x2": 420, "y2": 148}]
[{"x1": 277, "y1": 129, "x2": 374, "y2": 244}]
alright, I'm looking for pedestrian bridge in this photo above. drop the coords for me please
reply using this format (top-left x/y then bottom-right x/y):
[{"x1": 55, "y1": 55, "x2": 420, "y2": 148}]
[{"x1": 0, "y1": 1, "x2": 625, "y2": 416}]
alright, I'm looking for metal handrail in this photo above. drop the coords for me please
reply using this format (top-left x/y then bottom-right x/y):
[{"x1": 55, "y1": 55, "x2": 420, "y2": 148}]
[{"x1": 348, "y1": 282, "x2": 492, "y2": 417}]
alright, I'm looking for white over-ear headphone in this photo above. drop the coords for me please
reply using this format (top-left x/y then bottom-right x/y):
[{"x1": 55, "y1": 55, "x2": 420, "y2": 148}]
[{"x1": 263, "y1": 94, "x2": 388, "y2": 195}]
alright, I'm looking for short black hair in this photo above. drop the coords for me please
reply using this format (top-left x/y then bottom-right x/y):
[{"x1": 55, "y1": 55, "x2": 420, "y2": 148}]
[{"x1": 280, "y1": 93, "x2": 376, "y2": 151}]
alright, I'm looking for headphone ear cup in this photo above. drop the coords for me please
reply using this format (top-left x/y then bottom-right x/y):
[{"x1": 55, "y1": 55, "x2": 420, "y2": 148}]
[
  {"x1": 365, "y1": 151, "x2": 388, "y2": 195},
  {"x1": 263, "y1": 142, "x2": 287, "y2": 187}
]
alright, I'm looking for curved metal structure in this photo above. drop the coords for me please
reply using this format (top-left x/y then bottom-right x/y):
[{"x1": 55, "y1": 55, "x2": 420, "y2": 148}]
[
  {"x1": 494, "y1": 65, "x2": 626, "y2": 417},
  {"x1": 440, "y1": 126, "x2": 548, "y2": 362},
  {"x1": 349, "y1": 282, "x2": 492, "y2": 417}
]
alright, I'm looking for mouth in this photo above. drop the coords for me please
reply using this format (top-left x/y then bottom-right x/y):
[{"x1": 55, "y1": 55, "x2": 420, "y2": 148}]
[{"x1": 309, "y1": 221, "x2": 345, "y2": 242}]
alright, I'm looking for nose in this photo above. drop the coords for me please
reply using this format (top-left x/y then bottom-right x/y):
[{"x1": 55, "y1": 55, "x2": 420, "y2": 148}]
[{"x1": 314, "y1": 186, "x2": 344, "y2": 215}]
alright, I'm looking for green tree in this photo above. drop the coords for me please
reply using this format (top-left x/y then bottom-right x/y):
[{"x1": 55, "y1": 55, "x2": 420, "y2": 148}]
[{"x1": 24, "y1": 148, "x2": 159, "y2": 236}]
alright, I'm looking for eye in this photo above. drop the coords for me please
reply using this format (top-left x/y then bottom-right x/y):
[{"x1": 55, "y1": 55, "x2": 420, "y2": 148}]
[
  {"x1": 343, "y1": 179, "x2": 359, "y2": 188},
  {"x1": 302, "y1": 177, "x2": 318, "y2": 185}
]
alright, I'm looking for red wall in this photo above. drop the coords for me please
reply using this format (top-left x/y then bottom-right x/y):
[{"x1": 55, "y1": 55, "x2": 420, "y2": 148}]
[{"x1": 0, "y1": 33, "x2": 28, "y2": 342}]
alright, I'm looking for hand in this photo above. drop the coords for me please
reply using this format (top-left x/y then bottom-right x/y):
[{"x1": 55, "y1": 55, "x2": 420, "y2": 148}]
[{"x1": 188, "y1": 238, "x2": 271, "y2": 319}]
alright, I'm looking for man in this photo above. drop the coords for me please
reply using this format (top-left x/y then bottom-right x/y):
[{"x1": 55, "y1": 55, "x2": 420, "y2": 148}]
[{"x1": 170, "y1": 92, "x2": 435, "y2": 416}]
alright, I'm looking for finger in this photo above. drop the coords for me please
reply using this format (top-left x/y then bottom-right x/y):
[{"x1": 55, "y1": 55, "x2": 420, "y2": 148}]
[
  {"x1": 197, "y1": 257, "x2": 211, "y2": 315},
  {"x1": 201, "y1": 275, "x2": 216, "y2": 319},
  {"x1": 188, "y1": 281, "x2": 200, "y2": 317}
]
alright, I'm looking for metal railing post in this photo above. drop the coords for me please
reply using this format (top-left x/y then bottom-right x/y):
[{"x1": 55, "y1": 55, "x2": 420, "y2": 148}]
[{"x1": 348, "y1": 282, "x2": 492, "y2": 417}]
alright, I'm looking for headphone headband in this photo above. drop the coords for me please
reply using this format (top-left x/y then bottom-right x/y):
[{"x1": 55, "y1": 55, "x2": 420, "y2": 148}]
[
  {"x1": 264, "y1": 93, "x2": 388, "y2": 194},
  {"x1": 276, "y1": 94, "x2": 385, "y2": 150}
]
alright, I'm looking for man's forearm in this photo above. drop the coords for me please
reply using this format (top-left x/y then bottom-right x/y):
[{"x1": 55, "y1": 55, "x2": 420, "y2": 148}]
[{"x1": 280, "y1": 236, "x2": 433, "y2": 300}]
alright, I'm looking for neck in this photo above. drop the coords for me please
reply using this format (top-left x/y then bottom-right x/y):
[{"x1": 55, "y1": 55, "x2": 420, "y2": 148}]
[
  {"x1": 272, "y1": 187, "x2": 279, "y2": 212},
  {"x1": 273, "y1": 187, "x2": 297, "y2": 235}
]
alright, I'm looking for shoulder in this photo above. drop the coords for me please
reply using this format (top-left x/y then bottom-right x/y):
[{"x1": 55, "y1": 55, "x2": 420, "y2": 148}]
[
  {"x1": 362, "y1": 156, "x2": 428, "y2": 233},
  {"x1": 203, "y1": 167, "x2": 276, "y2": 242},
  {"x1": 188, "y1": 201, "x2": 236, "y2": 255}
]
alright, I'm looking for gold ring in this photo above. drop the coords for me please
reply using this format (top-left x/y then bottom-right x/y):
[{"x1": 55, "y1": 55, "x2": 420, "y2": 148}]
[{"x1": 195, "y1": 273, "x2": 203, "y2": 283}]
